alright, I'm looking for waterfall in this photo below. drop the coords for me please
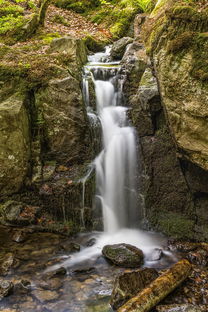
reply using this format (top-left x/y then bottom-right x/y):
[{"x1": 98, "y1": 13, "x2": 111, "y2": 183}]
[
  {"x1": 84, "y1": 48, "x2": 138, "y2": 233},
  {"x1": 47, "y1": 47, "x2": 170, "y2": 273}
]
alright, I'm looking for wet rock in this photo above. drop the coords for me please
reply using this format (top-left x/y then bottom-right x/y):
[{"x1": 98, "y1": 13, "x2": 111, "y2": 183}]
[
  {"x1": 42, "y1": 162, "x2": 56, "y2": 181},
  {"x1": 147, "y1": 248, "x2": 163, "y2": 262},
  {"x1": 43, "y1": 300, "x2": 73, "y2": 312},
  {"x1": 111, "y1": 268, "x2": 158, "y2": 309},
  {"x1": 0, "y1": 253, "x2": 18, "y2": 276},
  {"x1": 39, "y1": 278, "x2": 62, "y2": 290},
  {"x1": 168, "y1": 240, "x2": 199, "y2": 253},
  {"x1": 111, "y1": 37, "x2": 134, "y2": 60},
  {"x1": 14, "y1": 280, "x2": 31, "y2": 295},
  {"x1": 73, "y1": 265, "x2": 96, "y2": 274},
  {"x1": 32, "y1": 289, "x2": 59, "y2": 303},
  {"x1": 1, "y1": 201, "x2": 40, "y2": 226},
  {"x1": 102, "y1": 244, "x2": 144, "y2": 268},
  {"x1": 156, "y1": 304, "x2": 206, "y2": 312},
  {"x1": 0, "y1": 310, "x2": 17, "y2": 312},
  {"x1": 59, "y1": 241, "x2": 81, "y2": 253},
  {"x1": 0, "y1": 280, "x2": 13, "y2": 299},
  {"x1": 86, "y1": 238, "x2": 96, "y2": 247},
  {"x1": 12, "y1": 230, "x2": 27, "y2": 243},
  {"x1": 50, "y1": 267, "x2": 67, "y2": 277},
  {"x1": 187, "y1": 248, "x2": 208, "y2": 266},
  {"x1": 31, "y1": 247, "x2": 55, "y2": 258}
]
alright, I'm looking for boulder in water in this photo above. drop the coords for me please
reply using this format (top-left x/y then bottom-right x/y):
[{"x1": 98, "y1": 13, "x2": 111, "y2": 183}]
[
  {"x1": 102, "y1": 244, "x2": 144, "y2": 268},
  {"x1": 111, "y1": 268, "x2": 158, "y2": 309}
]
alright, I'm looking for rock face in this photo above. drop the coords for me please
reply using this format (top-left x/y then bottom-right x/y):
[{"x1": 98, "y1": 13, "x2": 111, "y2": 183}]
[
  {"x1": 102, "y1": 244, "x2": 144, "y2": 268},
  {"x1": 0, "y1": 94, "x2": 30, "y2": 196},
  {"x1": 111, "y1": 268, "x2": 158, "y2": 309},
  {"x1": 123, "y1": 1, "x2": 208, "y2": 241},
  {"x1": 0, "y1": 37, "x2": 94, "y2": 232}
]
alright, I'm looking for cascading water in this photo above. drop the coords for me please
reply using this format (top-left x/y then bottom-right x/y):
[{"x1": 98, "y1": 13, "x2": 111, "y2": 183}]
[{"x1": 93, "y1": 64, "x2": 138, "y2": 233}]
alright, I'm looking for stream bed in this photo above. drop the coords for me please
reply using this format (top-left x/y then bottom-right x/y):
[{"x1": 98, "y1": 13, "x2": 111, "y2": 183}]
[{"x1": 0, "y1": 225, "x2": 179, "y2": 312}]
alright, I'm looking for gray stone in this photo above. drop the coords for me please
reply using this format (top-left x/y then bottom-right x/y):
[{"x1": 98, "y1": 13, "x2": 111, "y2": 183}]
[
  {"x1": 49, "y1": 37, "x2": 87, "y2": 66},
  {"x1": 111, "y1": 37, "x2": 134, "y2": 60}
]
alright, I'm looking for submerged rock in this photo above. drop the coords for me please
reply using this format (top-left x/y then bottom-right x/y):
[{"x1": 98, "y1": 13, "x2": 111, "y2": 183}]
[
  {"x1": 0, "y1": 280, "x2": 13, "y2": 299},
  {"x1": 147, "y1": 248, "x2": 163, "y2": 262},
  {"x1": 102, "y1": 244, "x2": 144, "y2": 268},
  {"x1": 0, "y1": 253, "x2": 18, "y2": 276},
  {"x1": 59, "y1": 241, "x2": 81, "y2": 253},
  {"x1": 12, "y1": 231, "x2": 27, "y2": 243},
  {"x1": 111, "y1": 268, "x2": 158, "y2": 309},
  {"x1": 32, "y1": 289, "x2": 60, "y2": 303},
  {"x1": 111, "y1": 37, "x2": 134, "y2": 60},
  {"x1": 156, "y1": 304, "x2": 206, "y2": 312}
]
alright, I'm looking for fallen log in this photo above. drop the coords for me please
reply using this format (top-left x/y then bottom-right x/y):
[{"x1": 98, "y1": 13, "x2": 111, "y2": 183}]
[{"x1": 118, "y1": 259, "x2": 192, "y2": 312}]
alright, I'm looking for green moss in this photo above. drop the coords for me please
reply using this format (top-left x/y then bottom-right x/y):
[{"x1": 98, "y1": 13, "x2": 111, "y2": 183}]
[
  {"x1": 52, "y1": 14, "x2": 69, "y2": 26},
  {"x1": 0, "y1": 14, "x2": 26, "y2": 36},
  {"x1": 156, "y1": 211, "x2": 195, "y2": 239},
  {"x1": 191, "y1": 32, "x2": 208, "y2": 81},
  {"x1": 55, "y1": 0, "x2": 99, "y2": 13},
  {"x1": 39, "y1": 32, "x2": 61, "y2": 44},
  {"x1": 83, "y1": 34, "x2": 106, "y2": 52},
  {"x1": 167, "y1": 31, "x2": 194, "y2": 53},
  {"x1": 0, "y1": 1, "x2": 24, "y2": 17}
]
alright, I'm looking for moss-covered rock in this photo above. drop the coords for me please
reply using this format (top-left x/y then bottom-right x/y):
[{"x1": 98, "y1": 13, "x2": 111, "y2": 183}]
[
  {"x1": 0, "y1": 94, "x2": 30, "y2": 195},
  {"x1": 102, "y1": 244, "x2": 144, "y2": 268},
  {"x1": 142, "y1": 1, "x2": 208, "y2": 171}
]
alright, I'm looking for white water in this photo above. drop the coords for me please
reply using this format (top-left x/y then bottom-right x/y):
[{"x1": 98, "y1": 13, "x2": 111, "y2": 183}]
[{"x1": 92, "y1": 52, "x2": 138, "y2": 233}]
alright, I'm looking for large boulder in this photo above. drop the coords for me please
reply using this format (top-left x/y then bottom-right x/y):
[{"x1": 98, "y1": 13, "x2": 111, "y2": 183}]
[
  {"x1": 143, "y1": 1, "x2": 208, "y2": 171},
  {"x1": 102, "y1": 244, "x2": 144, "y2": 268},
  {"x1": 49, "y1": 37, "x2": 87, "y2": 68},
  {"x1": 110, "y1": 37, "x2": 134, "y2": 60},
  {"x1": 0, "y1": 94, "x2": 30, "y2": 195},
  {"x1": 111, "y1": 268, "x2": 158, "y2": 309}
]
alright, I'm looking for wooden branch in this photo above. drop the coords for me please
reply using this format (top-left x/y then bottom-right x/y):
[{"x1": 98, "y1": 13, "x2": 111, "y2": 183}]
[{"x1": 118, "y1": 259, "x2": 192, "y2": 312}]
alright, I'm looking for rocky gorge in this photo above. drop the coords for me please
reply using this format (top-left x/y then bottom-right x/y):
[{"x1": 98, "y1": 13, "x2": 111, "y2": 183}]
[{"x1": 0, "y1": 0, "x2": 208, "y2": 311}]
